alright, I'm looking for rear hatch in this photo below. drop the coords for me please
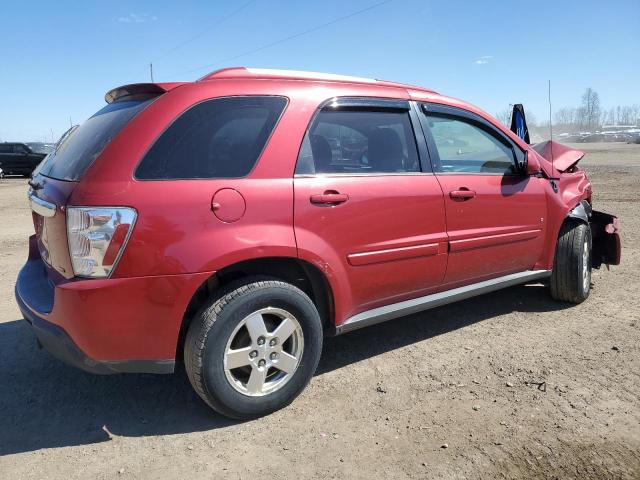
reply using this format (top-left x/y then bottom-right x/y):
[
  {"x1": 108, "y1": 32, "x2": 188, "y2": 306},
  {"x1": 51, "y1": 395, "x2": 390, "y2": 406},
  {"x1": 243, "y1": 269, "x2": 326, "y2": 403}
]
[{"x1": 29, "y1": 84, "x2": 176, "y2": 278}]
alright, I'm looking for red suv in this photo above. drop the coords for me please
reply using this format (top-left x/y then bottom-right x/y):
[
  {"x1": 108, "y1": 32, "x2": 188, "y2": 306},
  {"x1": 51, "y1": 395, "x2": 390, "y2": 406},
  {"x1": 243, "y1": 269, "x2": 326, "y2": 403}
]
[{"x1": 16, "y1": 67, "x2": 621, "y2": 419}]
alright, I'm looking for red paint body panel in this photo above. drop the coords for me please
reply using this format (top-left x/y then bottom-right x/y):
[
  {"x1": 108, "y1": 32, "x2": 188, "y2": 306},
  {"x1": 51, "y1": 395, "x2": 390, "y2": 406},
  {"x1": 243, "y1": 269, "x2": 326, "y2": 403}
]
[
  {"x1": 435, "y1": 175, "x2": 547, "y2": 283},
  {"x1": 17, "y1": 69, "x2": 619, "y2": 368},
  {"x1": 294, "y1": 175, "x2": 448, "y2": 319},
  {"x1": 52, "y1": 272, "x2": 212, "y2": 361},
  {"x1": 19, "y1": 239, "x2": 212, "y2": 361}
]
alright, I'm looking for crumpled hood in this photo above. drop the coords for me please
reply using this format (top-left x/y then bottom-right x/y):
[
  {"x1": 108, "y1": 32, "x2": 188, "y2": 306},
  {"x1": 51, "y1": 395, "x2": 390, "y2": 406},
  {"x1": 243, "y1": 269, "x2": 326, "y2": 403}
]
[{"x1": 532, "y1": 140, "x2": 585, "y2": 173}]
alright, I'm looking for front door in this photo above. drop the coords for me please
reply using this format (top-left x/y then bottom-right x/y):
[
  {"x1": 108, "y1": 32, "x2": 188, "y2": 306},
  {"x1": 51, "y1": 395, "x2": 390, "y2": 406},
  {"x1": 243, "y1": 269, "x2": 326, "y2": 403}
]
[
  {"x1": 419, "y1": 103, "x2": 547, "y2": 285},
  {"x1": 293, "y1": 99, "x2": 448, "y2": 321}
]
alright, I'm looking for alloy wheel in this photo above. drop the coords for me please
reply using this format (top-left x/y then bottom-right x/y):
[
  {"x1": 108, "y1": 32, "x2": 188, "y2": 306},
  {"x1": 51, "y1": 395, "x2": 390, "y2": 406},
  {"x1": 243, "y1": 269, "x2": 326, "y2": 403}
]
[{"x1": 223, "y1": 307, "x2": 304, "y2": 397}]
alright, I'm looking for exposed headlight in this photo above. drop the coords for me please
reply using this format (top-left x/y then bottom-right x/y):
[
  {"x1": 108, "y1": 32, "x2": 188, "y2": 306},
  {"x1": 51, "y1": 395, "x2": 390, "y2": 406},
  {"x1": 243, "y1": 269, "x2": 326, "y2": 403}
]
[{"x1": 66, "y1": 206, "x2": 137, "y2": 278}]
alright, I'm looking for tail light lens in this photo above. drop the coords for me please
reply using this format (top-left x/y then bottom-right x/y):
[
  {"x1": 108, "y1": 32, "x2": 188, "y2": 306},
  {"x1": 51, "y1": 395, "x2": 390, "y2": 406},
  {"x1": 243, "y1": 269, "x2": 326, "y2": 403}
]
[{"x1": 66, "y1": 207, "x2": 137, "y2": 278}]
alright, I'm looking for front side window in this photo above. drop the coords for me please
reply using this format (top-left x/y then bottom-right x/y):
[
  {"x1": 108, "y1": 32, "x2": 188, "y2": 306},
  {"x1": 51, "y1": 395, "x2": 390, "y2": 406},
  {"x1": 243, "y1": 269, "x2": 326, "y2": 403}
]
[
  {"x1": 14, "y1": 144, "x2": 28, "y2": 154},
  {"x1": 426, "y1": 115, "x2": 516, "y2": 174},
  {"x1": 296, "y1": 109, "x2": 420, "y2": 175},
  {"x1": 136, "y1": 96, "x2": 287, "y2": 180}
]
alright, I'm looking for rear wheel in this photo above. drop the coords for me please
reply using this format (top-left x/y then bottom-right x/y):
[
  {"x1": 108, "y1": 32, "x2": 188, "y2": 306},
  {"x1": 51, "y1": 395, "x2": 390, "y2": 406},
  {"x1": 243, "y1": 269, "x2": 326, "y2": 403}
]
[
  {"x1": 184, "y1": 278, "x2": 323, "y2": 419},
  {"x1": 550, "y1": 220, "x2": 592, "y2": 303}
]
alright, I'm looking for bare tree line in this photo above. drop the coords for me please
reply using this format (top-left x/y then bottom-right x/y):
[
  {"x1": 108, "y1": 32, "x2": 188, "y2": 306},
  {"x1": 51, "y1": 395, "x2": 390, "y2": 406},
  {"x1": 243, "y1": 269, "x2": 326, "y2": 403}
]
[{"x1": 496, "y1": 88, "x2": 640, "y2": 133}]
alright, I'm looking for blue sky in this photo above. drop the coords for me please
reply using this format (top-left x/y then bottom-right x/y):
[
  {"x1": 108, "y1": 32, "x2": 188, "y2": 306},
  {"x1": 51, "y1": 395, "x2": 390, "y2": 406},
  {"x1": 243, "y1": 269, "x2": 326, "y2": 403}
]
[{"x1": 1, "y1": 0, "x2": 638, "y2": 141}]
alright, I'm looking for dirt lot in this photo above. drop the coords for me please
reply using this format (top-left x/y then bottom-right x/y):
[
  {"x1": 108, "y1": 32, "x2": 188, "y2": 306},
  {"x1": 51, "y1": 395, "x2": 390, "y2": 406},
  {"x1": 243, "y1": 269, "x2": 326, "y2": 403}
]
[{"x1": 0, "y1": 142, "x2": 638, "y2": 479}]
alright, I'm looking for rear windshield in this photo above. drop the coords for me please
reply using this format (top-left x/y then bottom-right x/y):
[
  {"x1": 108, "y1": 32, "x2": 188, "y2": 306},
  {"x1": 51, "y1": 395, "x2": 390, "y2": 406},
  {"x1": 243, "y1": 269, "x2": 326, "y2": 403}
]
[{"x1": 36, "y1": 99, "x2": 153, "y2": 181}]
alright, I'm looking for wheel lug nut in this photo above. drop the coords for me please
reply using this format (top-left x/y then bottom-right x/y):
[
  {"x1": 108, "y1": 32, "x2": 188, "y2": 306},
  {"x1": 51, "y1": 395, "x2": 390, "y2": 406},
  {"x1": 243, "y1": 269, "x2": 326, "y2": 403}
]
[
  {"x1": 257, "y1": 336, "x2": 265, "y2": 346},
  {"x1": 270, "y1": 352, "x2": 278, "y2": 360},
  {"x1": 249, "y1": 350, "x2": 258, "y2": 359},
  {"x1": 269, "y1": 338, "x2": 278, "y2": 346},
  {"x1": 258, "y1": 359, "x2": 266, "y2": 367}
]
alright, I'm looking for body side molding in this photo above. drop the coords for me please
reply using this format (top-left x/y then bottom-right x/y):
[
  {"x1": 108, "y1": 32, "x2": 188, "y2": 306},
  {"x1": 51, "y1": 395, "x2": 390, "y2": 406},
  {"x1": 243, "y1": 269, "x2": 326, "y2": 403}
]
[{"x1": 336, "y1": 270, "x2": 551, "y2": 334}]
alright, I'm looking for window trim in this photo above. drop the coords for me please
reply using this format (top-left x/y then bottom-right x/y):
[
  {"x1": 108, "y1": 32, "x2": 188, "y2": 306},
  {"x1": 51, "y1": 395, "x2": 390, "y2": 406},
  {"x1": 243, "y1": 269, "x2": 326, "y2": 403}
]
[
  {"x1": 133, "y1": 95, "x2": 289, "y2": 181},
  {"x1": 320, "y1": 96, "x2": 411, "y2": 112},
  {"x1": 418, "y1": 102, "x2": 526, "y2": 176},
  {"x1": 294, "y1": 96, "x2": 432, "y2": 177}
]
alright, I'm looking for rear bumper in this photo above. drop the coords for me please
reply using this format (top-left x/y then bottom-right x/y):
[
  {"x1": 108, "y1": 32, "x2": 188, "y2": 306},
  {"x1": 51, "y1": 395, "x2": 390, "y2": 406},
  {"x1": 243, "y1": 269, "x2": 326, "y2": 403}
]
[
  {"x1": 15, "y1": 245, "x2": 214, "y2": 374},
  {"x1": 16, "y1": 287, "x2": 174, "y2": 374}
]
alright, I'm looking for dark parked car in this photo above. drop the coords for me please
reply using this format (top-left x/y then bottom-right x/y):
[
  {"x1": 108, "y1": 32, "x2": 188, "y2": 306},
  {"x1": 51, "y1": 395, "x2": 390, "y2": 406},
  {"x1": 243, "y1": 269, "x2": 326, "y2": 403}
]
[{"x1": 0, "y1": 142, "x2": 47, "y2": 176}]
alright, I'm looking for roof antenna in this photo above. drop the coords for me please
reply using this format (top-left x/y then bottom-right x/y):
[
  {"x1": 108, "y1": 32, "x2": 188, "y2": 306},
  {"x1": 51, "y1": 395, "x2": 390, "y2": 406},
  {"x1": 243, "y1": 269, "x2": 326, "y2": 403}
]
[
  {"x1": 548, "y1": 79, "x2": 554, "y2": 171},
  {"x1": 150, "y1": 62, "x2": 155, "y2": 83}
]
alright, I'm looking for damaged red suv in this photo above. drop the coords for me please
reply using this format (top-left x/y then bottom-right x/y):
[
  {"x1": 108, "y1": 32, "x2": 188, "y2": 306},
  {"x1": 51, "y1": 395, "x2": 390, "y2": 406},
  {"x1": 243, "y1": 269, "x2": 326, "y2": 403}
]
[{"x1": 17, "y1": 67, "x2": 621, "y2": 419}]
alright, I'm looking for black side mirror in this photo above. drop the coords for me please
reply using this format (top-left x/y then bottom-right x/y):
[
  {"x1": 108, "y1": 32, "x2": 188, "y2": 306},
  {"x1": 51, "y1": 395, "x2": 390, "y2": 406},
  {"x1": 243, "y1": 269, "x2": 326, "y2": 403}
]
[{"x1": 517, "y1": 151, "x2": 528, "y2": 174}]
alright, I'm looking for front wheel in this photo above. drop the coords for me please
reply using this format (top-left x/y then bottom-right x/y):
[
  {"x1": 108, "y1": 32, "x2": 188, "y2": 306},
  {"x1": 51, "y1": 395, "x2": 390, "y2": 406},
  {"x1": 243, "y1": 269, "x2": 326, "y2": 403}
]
[
  {"x1": 184, "y1": 278, "x2": 323, "y2": 419},
  {"x1": 550, "y1": 220, "x2": 592, "y2": 303}
]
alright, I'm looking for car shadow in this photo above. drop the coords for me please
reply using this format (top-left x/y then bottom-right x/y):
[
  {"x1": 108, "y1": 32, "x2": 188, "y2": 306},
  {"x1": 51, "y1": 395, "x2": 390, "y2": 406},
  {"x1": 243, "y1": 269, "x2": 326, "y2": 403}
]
[
  {"x1": 0, "y1": 283, "x2": 569, "y2": 456},
  {"x1": 317, "y1": 283, "x2": 567, "y2": 375}
]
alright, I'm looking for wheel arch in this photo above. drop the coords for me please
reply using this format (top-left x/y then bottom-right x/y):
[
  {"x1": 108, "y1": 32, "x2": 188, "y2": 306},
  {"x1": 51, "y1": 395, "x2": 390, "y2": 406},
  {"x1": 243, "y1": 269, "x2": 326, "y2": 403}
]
[
  {"x1": 542, "y1": 200, "x2": 592, "y2": 272},
  {"x1": 567, "y1": 200, "x2": 592, "y2": 225},
  {"x1": 177, "y1": 256, "x2": 335, "y2": 353}
]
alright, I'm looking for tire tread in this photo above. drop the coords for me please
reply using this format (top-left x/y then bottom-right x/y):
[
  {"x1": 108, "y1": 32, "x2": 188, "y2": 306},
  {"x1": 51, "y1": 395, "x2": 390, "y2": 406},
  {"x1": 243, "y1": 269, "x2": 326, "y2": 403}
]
[
  {"x1": 184, "y1": 277, "x2": 319, "y2": 418},
  {"x1": 550, "y1": 220, "x2": 590, "y2": 303}
]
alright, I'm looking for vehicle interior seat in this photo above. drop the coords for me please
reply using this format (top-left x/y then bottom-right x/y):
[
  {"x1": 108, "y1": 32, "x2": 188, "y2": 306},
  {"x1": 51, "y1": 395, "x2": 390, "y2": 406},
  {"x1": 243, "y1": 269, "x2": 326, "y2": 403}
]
[
  {"x1": 310, "y1": 134, "x2": 335, "y2": 173},
  {"x1": 368, "y1": 128, "x2": 405, "y2": 172}
]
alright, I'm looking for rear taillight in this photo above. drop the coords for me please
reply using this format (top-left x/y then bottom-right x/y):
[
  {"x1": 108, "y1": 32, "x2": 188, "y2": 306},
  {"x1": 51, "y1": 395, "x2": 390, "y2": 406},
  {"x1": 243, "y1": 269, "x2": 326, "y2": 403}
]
[
  {"x1": 33, "y1": 213, "x2": 51, "y2": 265},
  {"x1": 66, "y1": 207, "x2": 137, "y2": 278}
]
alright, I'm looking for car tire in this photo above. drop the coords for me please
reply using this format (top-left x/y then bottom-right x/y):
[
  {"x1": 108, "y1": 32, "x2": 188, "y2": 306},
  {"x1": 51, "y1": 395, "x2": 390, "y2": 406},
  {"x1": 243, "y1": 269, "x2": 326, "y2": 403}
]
[
  {"x1": 184, "y1": 277, "x2": 323, "y2": 419},
  {"x1": 550, "y1": 220, "x2": 592, "y2": 303}
]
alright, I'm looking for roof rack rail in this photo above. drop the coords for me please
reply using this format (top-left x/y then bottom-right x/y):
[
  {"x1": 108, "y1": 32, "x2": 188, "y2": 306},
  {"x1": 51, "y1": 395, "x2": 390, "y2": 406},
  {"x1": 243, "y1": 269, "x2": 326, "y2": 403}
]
[{"x1": 198, "y1": 67, "x2": 437, "y2": 93}]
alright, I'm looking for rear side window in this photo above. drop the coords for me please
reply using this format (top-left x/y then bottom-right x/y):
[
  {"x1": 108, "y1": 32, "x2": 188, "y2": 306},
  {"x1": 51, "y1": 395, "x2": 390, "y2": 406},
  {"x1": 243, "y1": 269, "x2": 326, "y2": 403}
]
[
  {"x1": 296, "y1": 109, "x2": 420, "y2": 175},
  {"x1": 36, "y1": 99, "x2": 154, "y2": 181},
  {"x1": 0, "y1": 144, "x2": 12, "y2": 153},
  {"x1": 136, "y1": 96, "x2": 287, "y2": 180}
]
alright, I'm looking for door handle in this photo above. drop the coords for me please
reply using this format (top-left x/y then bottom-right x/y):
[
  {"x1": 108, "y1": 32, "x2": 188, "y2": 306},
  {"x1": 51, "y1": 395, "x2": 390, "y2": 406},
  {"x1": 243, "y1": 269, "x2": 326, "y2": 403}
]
[
  {"x1": 449, "y1": 188, "x2": 476, "y2": 201},
  {"x1": 310, "y1": 191, "x2": 349, "y2": 205}
]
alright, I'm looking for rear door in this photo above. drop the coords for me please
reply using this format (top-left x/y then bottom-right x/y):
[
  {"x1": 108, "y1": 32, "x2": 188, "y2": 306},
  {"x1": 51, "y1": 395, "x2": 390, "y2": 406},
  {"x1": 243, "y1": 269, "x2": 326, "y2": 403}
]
[
  {"x1": 293, "y1": 98, "x2": 448, "y2": 320},
  {"x1": 418, "y1": 103, "x2": 547, "y2": 285}
]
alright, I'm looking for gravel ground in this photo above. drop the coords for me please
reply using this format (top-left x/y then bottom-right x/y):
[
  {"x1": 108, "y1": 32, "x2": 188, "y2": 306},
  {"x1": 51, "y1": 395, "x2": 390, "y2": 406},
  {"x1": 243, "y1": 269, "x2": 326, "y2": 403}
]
[{"x1": 0, "y1": 142, "x2": 638, "y2": 479}]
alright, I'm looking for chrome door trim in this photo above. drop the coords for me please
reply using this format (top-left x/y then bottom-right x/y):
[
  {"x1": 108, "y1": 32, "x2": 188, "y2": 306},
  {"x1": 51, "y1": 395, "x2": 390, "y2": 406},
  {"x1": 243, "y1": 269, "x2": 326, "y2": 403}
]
[
  {"x1": 28, "y1": 190, "x2": 56, "y2": 218},
  {"x1": 336, "y1": 270, "x2": 551, "y2": 335}
]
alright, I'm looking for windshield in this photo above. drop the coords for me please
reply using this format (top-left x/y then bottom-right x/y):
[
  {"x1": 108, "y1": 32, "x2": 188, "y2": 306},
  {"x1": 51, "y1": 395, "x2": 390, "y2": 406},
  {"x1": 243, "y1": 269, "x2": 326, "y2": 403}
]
[{"x1": 36, "y1": 99, "x2": 153, "y2": 181}]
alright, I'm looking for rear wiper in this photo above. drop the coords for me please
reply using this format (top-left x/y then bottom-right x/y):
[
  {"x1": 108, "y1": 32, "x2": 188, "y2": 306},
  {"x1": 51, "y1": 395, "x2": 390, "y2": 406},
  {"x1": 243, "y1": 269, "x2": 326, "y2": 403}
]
[{"x1": 28, "y1": 179, "x2": 43, "y2": 190}]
